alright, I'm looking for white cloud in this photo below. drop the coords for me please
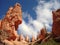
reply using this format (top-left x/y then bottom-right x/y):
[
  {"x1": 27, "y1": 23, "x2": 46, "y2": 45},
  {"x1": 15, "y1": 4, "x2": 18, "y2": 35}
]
[
  {"x1": 18, "y1": 16, "x2": 44, "y2": 39},
  {"x1": 18, "y1": 20, "x2": 42, "y2": 39},
  {"x1": 34, "y1": 0, "x2": 60, "y2": 32},
  {"x1": 17, "y1": 0, "x2": 60, "y2": 39}
]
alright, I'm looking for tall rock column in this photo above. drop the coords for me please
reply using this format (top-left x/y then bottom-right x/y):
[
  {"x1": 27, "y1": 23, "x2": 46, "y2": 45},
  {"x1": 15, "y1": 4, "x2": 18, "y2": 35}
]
[
  {"x1": 52, "y1": 9, "x2": 60, "y2": 37},
  {"x1": 38, "y1": 28, "x2": 47, "y2": 40},
  {"x1": 0, "y1": 3, "x2": 22, "y2": 41}
]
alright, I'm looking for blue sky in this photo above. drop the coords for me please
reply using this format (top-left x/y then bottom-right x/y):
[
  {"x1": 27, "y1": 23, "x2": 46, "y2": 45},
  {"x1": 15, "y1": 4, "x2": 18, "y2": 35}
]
[
  {"x1": 0, "y1": 0, "x2": 37, "y2": 20},
  {"x1": 0, "y1": 0, "x2": 60, "y2": 39}
]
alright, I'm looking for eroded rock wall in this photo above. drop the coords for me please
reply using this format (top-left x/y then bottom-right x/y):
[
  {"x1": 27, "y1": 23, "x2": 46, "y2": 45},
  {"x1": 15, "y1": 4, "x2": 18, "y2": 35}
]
[{"x1": 52, "y1": 9, "x2": 60, "y2": 37}]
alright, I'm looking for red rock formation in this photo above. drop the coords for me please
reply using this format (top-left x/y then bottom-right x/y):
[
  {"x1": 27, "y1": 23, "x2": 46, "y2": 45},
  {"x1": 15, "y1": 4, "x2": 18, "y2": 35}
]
[
  {"x1": 52, "y1": 9, "x2": 60, "y2": 37},
  {"x1": 0, "y1": 3, "x2": 22, "y2": 41},
  {"x1": 38, "y1": 28, "x2": 47, "y2": 40}
]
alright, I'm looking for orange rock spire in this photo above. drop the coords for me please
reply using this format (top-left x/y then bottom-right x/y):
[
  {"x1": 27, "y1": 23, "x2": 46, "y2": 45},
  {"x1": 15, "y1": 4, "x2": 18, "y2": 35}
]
[
  {"x1": 31, "y1": 35, "x2": 35, "y2": 42},
  {"x1": 25, "y1": 35, "x2": 29, "y2": 42},
  {"x1": 0, "y1": 3, "x2": 22, "y2": 41}
]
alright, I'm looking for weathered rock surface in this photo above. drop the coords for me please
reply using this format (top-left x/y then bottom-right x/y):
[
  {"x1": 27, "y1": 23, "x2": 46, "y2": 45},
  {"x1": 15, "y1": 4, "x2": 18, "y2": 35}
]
[
  {"x1": 0, "y1": 3, "x2": 22, "y2": 41},
  {"x1": 52, "y1": 9, "x2": 60, "y2": 37},
  {"x1": 38, "y1": 28, "x2": 47, "y2": 40}
]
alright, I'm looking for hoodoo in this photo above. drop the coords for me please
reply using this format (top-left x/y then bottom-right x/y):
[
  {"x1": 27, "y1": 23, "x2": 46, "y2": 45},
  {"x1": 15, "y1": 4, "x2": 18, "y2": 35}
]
[
  {"x1": 0, "y1": 3, "x2": 22, "y2": 41},
  {"x1": 52, "y1": 9, "x2": 60, "y2": 39}
]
